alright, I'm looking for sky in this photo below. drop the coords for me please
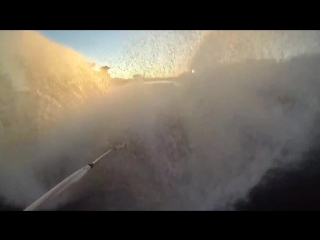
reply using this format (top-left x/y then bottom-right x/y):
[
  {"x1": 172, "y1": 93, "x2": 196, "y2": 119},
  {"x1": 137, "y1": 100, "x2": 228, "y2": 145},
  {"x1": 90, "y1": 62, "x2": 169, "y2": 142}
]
[
  {"x1": 39, "y1": 30, "x2": 166, "y2": 78},
  {"x1": 40, "y1": 30, "x2": 145, "y2": 64},
  {"x1": 39, "y1": 30, "x2": 203, "y2": 78}
]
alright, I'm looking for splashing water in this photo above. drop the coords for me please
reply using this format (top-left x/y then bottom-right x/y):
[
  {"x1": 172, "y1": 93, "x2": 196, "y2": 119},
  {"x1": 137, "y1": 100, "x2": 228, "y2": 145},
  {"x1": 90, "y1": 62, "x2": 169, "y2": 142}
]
[{"x1": 1, "y1": 30, "x2": 320, "y2": 211}]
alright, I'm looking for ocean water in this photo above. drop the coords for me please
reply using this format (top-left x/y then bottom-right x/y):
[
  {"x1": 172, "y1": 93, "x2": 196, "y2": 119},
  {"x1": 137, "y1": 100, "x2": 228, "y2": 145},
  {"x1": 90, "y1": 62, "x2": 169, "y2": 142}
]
[{"x1": 1, "y1": 30, "x2": 320, "y2": 210}]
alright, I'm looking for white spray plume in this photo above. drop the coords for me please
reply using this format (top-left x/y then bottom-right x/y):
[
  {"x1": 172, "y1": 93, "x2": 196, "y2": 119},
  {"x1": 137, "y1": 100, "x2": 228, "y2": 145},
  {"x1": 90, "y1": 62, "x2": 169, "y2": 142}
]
[{"x1": 1, "y1": 31, "x2": 320, "y2": 210}]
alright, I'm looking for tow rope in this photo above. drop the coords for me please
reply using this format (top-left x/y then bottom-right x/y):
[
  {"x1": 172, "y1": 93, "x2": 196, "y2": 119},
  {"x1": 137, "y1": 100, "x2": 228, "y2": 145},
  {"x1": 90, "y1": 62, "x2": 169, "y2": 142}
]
[{"x1": 24, "y1": 142, "x2": 126, "y2": 211}]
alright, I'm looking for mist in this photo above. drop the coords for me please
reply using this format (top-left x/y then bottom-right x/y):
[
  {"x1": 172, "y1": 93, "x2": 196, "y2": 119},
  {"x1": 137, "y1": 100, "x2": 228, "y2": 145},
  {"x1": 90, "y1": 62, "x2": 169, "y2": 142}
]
[{"x1": 1, "y1": 30, "x2": 320, "y2": 210}]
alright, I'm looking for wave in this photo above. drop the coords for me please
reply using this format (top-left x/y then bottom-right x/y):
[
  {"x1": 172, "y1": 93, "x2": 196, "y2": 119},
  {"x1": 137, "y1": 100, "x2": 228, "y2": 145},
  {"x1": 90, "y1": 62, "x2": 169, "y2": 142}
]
[{"x1": 1, "y1": 31, "x2": 320, "y2": 210}]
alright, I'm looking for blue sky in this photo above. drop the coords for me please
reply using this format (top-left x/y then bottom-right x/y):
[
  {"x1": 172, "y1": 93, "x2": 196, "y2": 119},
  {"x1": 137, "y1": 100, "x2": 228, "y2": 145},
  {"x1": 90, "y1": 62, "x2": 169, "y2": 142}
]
[
  {"x1": 40, "y1": 30, "x2": 155, "y2": 78},
  {"x1": 39, "y1": 30, "x2": 202, "y2": 78},
  {"x1": 40, "y1": 30, "x2": 146, "y2": 64}
]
